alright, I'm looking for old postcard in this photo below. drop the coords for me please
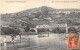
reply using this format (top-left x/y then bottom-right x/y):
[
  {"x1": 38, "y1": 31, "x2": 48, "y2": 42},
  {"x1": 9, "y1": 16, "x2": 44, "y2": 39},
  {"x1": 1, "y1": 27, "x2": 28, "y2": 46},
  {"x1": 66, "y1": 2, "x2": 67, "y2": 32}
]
[{"x1": 0, "y1": 0, "x2": 80, "y2": 50}]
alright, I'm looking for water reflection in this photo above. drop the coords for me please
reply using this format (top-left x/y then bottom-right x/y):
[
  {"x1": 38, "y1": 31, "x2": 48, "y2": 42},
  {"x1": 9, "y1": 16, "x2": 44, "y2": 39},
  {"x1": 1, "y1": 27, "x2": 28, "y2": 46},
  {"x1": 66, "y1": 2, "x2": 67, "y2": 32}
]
[{"x1": 0, "y1": 34, "x2": 79, "y2": 50}]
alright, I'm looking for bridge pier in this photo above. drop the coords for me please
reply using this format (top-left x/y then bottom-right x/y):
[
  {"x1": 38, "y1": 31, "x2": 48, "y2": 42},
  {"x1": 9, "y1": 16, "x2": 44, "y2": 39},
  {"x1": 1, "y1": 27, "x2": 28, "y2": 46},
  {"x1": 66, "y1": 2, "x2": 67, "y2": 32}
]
[
  {"x1": 66, "y1": 24, "x2": 68, "y2": 33},
  {"x1": 35, "y1": 28, "x2": 38, "y2": 33}
]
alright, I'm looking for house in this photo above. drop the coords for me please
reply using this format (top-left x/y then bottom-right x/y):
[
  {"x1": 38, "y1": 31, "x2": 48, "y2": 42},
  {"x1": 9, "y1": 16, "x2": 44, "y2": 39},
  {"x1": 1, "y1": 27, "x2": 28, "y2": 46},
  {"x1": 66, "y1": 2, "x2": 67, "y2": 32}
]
[
  {"x1": 30, "y1": 24, "x2": 50, "y2": 33},
  {"x1": 36, "y1": 24, "x2": 50, "y2": 28}
]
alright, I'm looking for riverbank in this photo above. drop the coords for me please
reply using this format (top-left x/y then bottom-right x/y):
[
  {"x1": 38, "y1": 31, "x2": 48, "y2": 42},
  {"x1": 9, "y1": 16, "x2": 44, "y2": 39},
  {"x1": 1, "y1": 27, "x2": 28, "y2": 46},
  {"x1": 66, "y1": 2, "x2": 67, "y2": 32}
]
[
  {"x1": 0, "y1": 33, "x2": 69, "y2": 44},
  {"x1": 0, "y1": 33, "x2": 80, "y2": 50}
]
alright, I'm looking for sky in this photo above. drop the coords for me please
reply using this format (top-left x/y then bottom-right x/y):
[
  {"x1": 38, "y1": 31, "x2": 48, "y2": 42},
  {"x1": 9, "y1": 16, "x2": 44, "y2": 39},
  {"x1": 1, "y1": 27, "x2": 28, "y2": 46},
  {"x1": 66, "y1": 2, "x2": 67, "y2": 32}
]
[{"x1": 0, "y1": 0, "x2": 80, "y2": 14}]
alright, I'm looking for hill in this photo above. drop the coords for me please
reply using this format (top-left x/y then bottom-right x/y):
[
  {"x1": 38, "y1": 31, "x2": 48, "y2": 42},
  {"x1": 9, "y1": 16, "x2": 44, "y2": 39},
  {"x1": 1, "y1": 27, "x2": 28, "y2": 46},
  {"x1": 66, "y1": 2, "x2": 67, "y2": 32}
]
[{"x1": 1, "y1": 6, "x2": 80, "y2": 26}]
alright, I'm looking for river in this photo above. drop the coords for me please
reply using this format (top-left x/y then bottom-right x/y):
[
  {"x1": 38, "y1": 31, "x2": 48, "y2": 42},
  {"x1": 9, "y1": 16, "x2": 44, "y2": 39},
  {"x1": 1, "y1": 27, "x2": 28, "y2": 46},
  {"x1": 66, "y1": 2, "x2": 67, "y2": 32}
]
[{"x1": 0, "y1": 34, "x2": 80, "y2": 50}]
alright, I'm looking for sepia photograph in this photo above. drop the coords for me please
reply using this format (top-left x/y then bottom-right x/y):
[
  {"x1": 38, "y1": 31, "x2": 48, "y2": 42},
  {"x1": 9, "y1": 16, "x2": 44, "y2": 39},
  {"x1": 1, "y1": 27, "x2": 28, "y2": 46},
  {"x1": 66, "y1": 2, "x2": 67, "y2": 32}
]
[{"x1": 0, "y1": 0, "x2": 80, "y2": 50}]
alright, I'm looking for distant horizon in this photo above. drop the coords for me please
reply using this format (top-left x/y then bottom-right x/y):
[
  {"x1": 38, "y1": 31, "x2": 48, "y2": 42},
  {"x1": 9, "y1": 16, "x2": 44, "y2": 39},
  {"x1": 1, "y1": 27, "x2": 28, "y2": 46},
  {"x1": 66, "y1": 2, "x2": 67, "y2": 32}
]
[
  {"x1": 0, "y1": 0, "x2": 80, "y2": 14},
  {"x1": 1, "y1": 6, "x2": 80, "y2": 14}
]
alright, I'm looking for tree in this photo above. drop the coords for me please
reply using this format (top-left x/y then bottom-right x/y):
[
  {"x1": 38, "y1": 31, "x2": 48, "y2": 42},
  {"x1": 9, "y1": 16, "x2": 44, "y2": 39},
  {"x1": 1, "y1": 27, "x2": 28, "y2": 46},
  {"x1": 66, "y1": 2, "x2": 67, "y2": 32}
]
[
  {"x1": 52, "y1": 27, "x2": 61, "y2": 33},
  {"x1": 68, "y1": 27, "x2": 77, "y2": 33},
  {"x1": 33, "y1": 12, "x2": 41, "y2": 18},
  {"x1": 52, "y1": 27, "x2": 66, "y2": 33},
  {"x1": 1, "y1": 27, "x2": 21, "y2": 41},
  {"x1": 37, "y1": 28, "x2": 46, "y2": 33},
  {"x1": 1, "y1": 27, "x2": 15, "y2": 35},
  {"x1": 41, "y1": 7, "x2": 49, "y2": 17},
  {"x1": 24, "y1": 26, "x2": 30, "y2": 32}
]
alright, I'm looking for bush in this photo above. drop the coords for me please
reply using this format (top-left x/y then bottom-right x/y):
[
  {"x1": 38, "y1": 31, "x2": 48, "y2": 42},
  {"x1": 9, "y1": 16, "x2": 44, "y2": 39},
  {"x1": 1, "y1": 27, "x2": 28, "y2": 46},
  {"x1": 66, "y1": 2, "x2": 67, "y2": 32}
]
[
  {"x1": 1, "y1": 27, "x2": 20, "y2": 35},
  {"x1": 68, "y1": 27, "x2": 77, "y2": 33},
  {"x1": 37, "y1": 28, "x2": 46, "y2": 33},
  {"x1": 24, "y1": 26, "x2": 30, "y2": 32},
  {"x1": 52, "y1": 27, "x2": 66, "y2": 33}
]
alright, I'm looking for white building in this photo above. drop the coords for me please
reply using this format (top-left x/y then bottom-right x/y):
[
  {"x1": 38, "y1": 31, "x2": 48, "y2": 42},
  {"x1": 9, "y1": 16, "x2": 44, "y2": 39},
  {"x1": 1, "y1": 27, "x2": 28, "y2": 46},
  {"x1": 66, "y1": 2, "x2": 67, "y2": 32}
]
[{"x1": 36, "y1": 24, "x2": 50, "y2": 28}]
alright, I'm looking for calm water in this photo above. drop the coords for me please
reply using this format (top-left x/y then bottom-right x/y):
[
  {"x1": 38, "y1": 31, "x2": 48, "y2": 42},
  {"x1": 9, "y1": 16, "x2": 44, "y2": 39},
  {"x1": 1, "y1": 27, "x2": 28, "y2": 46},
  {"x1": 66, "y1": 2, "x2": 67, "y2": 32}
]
[{"x1": 0, "y1": 34, "x2": 80, "y2": 50}]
